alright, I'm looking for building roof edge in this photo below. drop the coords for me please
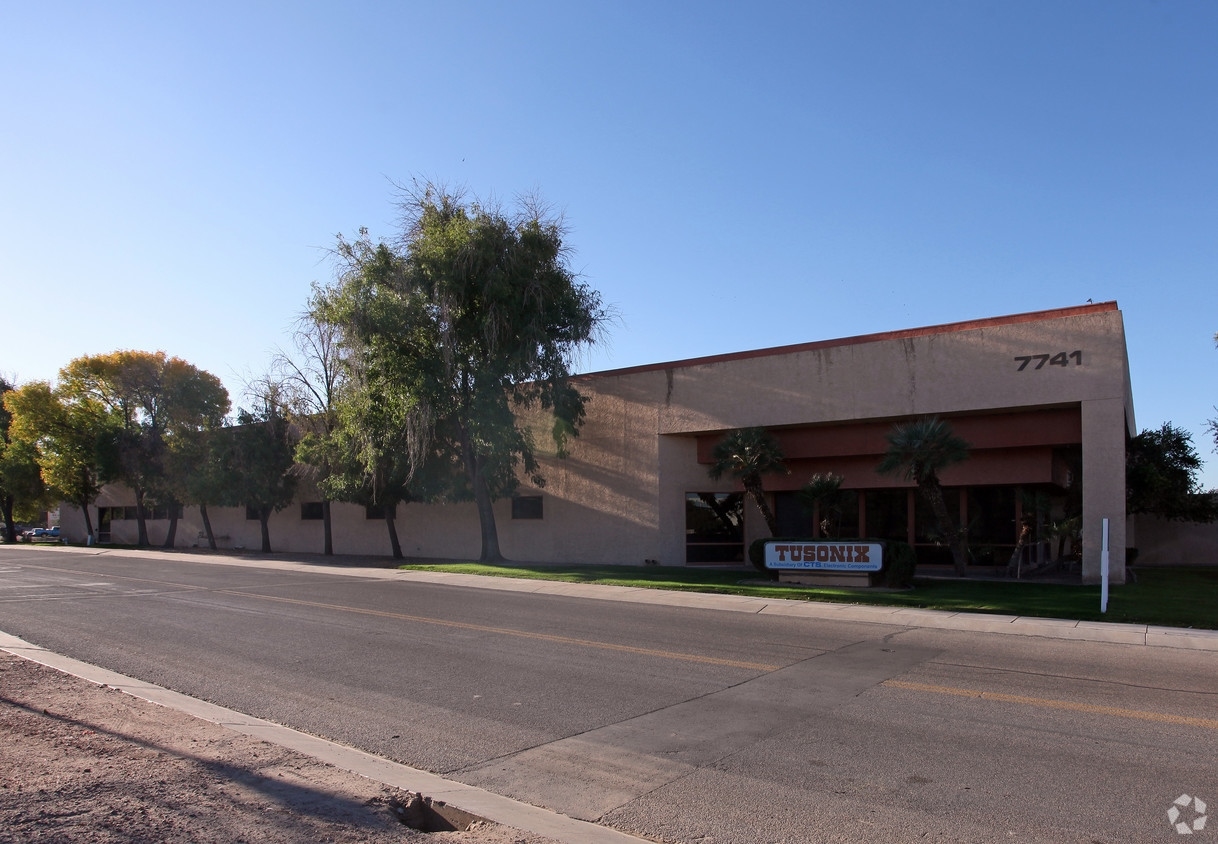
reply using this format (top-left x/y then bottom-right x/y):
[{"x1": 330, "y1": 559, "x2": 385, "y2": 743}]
[{"x1": 577, "y1": 301, "x2": 1120, "y2": 380}]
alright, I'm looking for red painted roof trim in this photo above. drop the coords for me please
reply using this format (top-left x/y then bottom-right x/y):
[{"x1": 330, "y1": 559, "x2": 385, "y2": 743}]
[{"x1": 578, "y1": 301, "x2": 1118, "y2": 380}]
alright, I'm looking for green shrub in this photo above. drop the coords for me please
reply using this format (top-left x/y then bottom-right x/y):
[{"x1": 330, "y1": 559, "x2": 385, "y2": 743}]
[{"x1": 747, "y1": 537, "x2": 785, "y2": 579}]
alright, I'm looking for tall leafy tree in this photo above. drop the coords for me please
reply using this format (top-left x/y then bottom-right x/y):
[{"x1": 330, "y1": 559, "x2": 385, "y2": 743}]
[
  {"x1": 877, "y1": 416, "x2": 971, "y2": 575},
  {"x1": 309, "y1": 241, "x2": 436, "y2": 559},
  {"x1": 164, "y1": 422, "x2": 239, "y2": 550},
  {"x1": 1127, "y1": 422, "x2": 1217, "y2": 523},
  {"x1": 226, "y1": 381, "x2": 298, "y2": 553},
  {"x1": 707, "y1": 427, "x2": 788, "y2": 536},
  {"x1": 1, "y1": 378, "x2": 52, "y2": 540},
  {"x1": 311, "y1": 261, "x2": 471, "y2": 559},
  {"x1": 58, "y1": 352, "x2": 228, "y2": 546},
  {"x1": 5, "y1": 381, "x2": 120, "y2": 542},
  {"x1": 275, "y1": 285, "x2": 347, "y2": 555},
  {"x1": 320, "y1": 184, "x2": 608, "y2": 562},
  {"x1": 158, "y1": 372, "x2": 230, "y2": 549},
  {"x1": 302, "y1": 381, "x2": 448, "y2": 560}
]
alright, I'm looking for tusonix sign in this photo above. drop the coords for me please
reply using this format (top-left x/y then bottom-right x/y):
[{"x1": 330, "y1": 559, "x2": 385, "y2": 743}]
[{"x1": 764, "y1": 541, "x2": 884, "y2": 572}]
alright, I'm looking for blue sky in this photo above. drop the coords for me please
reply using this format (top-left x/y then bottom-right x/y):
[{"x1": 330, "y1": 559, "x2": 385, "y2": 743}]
[{"x1": 3, "y1": 1, "x2": 1217, "y2": 484}]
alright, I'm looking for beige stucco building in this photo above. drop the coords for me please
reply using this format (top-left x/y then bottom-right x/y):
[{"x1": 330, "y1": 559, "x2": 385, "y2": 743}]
[{"x1": 62, "y1": 302, "x2": 1137, "y2": 583}]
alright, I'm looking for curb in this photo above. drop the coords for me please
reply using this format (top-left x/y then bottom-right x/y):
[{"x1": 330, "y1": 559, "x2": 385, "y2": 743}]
[{"x1": 0, "y1": 630, "x2": 652, "y2": 844}]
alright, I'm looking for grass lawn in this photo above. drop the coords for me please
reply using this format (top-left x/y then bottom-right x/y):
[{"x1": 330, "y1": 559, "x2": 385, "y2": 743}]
[{"x1": 397, "y1": 562, "x2": 1218, "y2": 630}]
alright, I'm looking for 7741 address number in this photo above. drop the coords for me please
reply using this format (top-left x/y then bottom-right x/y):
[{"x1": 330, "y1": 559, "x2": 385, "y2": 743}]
[{"x1": 1014, "y1": 351, "x2": 1082, "y2": 371}]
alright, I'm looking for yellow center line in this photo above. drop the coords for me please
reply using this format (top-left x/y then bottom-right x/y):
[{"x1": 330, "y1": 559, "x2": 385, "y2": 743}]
[
  {"x1": 217, "y1": 590, "x2": 782, "y2": 672},
  {"x1": 884, "y1": 679, "x2": 1218, "y2": 731}
]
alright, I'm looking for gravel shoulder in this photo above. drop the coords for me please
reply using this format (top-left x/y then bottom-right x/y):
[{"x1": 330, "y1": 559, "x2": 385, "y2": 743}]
[{"x1": 0, "y1": 652, "x2": 563, "y2": 844}]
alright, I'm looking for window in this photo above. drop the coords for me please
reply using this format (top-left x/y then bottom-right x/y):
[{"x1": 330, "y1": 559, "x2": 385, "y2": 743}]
[
  {"x1": 864, "y1": 489, "x2": 908, "y2": 542},
  {"x1": 967, "y1": 486, "x2": 1018, "y2": 566},
  {"x1": 914, "y1": 488, "x2": 960, "y2": 544},
  {"x1": 104, "y1": 505, "x2": 179, "y2": 521},
  {"x1": 685, "y1": 492, "x2": 745, "y2": 564},
  {"x1": 968, "y1": 486, "x2": 1017, "y2": 545},
  {"x1": 511, "y1": 495, "x2": 543, "y2": 520},
  {"x1": 365, "y1": 502, "x2": 396, "y2": 520},
  {"x1": 301, "y1": 502, "x2": 325, "y2": 520},
  {"x1": 774, "y1": 492, "x2": 813, "y2": 537},
  {"x1": 96, "y1": 507, "x2": 116, "y2": 543},
  {"x1": 246, "y1": 505, "x2": 260, "y2": 521},
  {"x1": 776, "y1": 489, "x2": 860, "y2": 539}
]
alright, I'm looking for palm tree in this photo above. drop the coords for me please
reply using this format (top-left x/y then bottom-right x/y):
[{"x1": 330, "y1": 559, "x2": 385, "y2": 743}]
[
  {"x1": 798, "y1": 472, "x2": 850, "y2": 538},
  {"x1": 708, "y1": 427, "x2": 788, "y2": 536},
  {"x1": 877, "y1": 417, "x2": 970, "y2": 575}
]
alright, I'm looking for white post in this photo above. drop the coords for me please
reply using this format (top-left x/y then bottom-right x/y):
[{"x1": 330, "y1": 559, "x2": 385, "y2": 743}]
[{"x1": 1100, "y1": 517, "x2": 1110, "y2": 614}]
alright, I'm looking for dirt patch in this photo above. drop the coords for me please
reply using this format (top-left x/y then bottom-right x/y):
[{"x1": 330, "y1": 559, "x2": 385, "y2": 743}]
[{"x1": 0, "y1": 652, "x2": 563, "y2": 844}]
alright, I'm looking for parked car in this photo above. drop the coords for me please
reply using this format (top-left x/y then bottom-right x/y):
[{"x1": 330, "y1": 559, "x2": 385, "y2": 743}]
[{"x1": 21, "y1": 526, "x2": 60, "y2": 540}]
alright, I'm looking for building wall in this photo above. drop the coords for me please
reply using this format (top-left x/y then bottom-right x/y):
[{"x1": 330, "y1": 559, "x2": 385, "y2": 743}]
[
  {"x1": 1132, "y1": 516, "x2": 1218, "y2": 567},
  {"x1": 546, "y1": 302, "x2": 1134, "y2": 582},
  {"x1": 59, "y1": 303, "x2": 1138, "y2": 582}
]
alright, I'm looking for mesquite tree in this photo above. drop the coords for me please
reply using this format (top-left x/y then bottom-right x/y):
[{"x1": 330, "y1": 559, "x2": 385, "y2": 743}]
[{"x1": 317, "y1": 183, "x2": 609, "y2": 562}]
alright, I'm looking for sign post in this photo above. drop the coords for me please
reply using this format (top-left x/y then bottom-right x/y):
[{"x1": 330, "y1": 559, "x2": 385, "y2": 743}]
[{"x1": 1100, "y1": 517, "x2": 1110, "y2": 614}]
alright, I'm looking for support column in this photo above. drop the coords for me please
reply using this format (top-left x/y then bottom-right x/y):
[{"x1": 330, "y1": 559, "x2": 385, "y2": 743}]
[
  {"x1": 1081, "y1": 398, "x2": 1127, "y2": 584},
  {"x1": 657, "y1": 435, "x2": 698, "y2": 566}
]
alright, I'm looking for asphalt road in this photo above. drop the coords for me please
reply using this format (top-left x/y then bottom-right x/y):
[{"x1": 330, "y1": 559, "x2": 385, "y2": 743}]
[{"x1": 1, "y1": 545, "x2": 1215, "y2": 843}]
